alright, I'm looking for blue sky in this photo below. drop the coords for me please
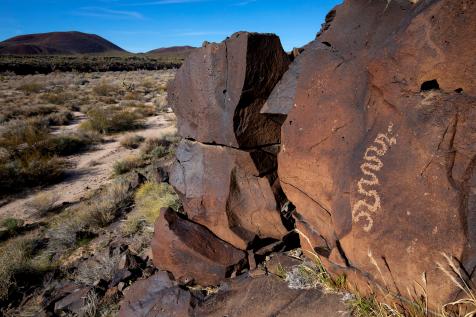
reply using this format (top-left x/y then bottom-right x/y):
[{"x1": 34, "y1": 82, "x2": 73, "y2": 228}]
[{"x1": 0, "y1": 0, "x2": 342, "y2": 53}]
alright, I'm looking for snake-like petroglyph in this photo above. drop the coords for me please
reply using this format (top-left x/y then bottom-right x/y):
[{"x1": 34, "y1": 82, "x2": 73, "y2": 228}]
[{"x1": 352, "y1": 124, "x2": 397, "y2": 232}]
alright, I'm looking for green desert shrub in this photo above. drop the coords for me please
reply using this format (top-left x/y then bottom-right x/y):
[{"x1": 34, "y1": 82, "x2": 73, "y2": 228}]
[
  {"x1": 122, "y1": 182, "x2": 179, "y2": 235},
  {"x1": 43, "y1": 133, "x2": 91, "y2": 156},
  {"x1": 81, "y1": 108, "x2": 141, "y2": 134}
]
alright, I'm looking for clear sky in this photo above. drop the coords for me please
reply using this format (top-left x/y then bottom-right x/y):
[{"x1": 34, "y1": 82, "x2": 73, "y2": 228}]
[{"x1": 0, "y1": 0, "x2": 342, "y2": 53}]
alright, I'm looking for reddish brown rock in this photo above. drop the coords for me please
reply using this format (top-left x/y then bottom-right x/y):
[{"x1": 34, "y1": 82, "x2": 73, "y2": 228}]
[
  {"x1": 261, "y1": 41, "x2": 321, "y2": 116},
  {"x1": 278, "y1": 0, "x2": 476, "y2": 309},
  {"x1": 169, "y1": 32, "x2": 290, "y2": 148},
  {"x1": 195, "y1": 275, "x2": 350, "y2": 317},
  {"x1": 151, "y1": 208, "x2": 247, "y2": 286},
  {"x1": 170, "y1": 140, "x2": 288, "y2": 250},
  {"x1": 119, "y1": 271, "x2": 193, "y2": 317}
]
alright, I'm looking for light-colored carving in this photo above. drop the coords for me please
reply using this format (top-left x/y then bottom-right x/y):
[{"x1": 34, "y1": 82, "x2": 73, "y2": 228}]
[{"x1": 352, "y1": 124, "x2": 396, "y2": 232}]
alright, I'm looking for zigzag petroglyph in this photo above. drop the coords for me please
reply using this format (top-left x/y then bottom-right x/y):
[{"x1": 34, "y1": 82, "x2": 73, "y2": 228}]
[{"x1": 352, "y1": 124, "x2": 397, "y2": 232}]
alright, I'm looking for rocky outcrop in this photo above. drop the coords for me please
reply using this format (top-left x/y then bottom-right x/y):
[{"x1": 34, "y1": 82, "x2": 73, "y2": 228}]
[
  {"x1": 120, "y1": 267, "x2": 349, "y2": 317},
  {"x1": 152, "y1": 31, "x2": 292, "y2": 285},
  {"x1": 149, "y1": 0, "x2": 475, "y2": 311},
  {"x1": 275, "y1": 0, "x2": 476, "y2": 309},
  {"x1": 151, "y1": 208, "x2": 247, "y2": 285},
  {"x1": 168, "y1": 32, "x2": 290, "y2": 148},
  {"x1": 170, "y1": 140, "x2": 288, "y2": 250},
  {"x1": 195, "y1": 275, "x2": 350, "y2": 317}
]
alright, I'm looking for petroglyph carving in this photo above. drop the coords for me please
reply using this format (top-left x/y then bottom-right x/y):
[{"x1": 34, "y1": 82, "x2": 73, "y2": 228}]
[{"x1": 352, "y1": 124, "x2": 397, "y2": 232}]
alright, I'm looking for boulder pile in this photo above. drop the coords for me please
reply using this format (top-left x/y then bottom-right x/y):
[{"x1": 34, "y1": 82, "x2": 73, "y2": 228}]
[
  {"x1": 153, "y1": 31, "x2": 294, "y2": 284},
  {"x1": 145, "y1": 0, "x2": 475, "y2": 311}
]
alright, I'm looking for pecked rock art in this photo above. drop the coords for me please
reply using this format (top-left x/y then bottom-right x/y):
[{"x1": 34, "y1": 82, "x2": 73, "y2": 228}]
[
  {"x1": 277, "y1": 0, "x2": 476, "y2": 310},
  {"x1": 352, "y1": 124, "x2": 397, "y2": 232}
]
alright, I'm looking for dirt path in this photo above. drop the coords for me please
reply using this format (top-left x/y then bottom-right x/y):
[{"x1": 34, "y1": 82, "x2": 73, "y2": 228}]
[{"x1": 0, "y1": 112, "x2": 177, "y2": 222}]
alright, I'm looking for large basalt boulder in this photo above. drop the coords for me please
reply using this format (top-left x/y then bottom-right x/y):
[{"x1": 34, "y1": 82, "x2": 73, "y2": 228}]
[
  {"x1": 169, "y1": 31, "x2": 290, "y2": 148},
  {"x1": 170, "y1": 140, "x2": 288, "y2": 250},
  {"x1": 277, "y1": 0, "x2": 476, "y2": 309},
  {"x1": 151, "y1": 208, "x2": 247, "y2": 286},
  {"x1": 119, "y1": 271, "x2": 193, "y2": 317},
  {"x1": 195, "y1": 275, "x2": 350, "y2": 317}
]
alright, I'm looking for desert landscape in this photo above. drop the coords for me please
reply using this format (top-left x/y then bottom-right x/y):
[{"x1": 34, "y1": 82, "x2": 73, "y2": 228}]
[{"x1": 0, "y1": 0, "x2": 475, "y2": 316}]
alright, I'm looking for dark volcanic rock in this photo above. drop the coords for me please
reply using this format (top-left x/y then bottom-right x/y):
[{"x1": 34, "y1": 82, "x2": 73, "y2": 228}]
[
  {"x1": 278, "y1": 0, "x2": 476, "y2": 308},
  {"x1": 195, "y1": 275, "x2": 350, "y2": 317},
  {"x1": 170, "y1": 140, "x2": 288, "y2": 250},
  {"x1": 119, "y1": 271, "x2": 193, "y2": 317},
  {"x1": 151, "y1": 208, "x2": 247, "y2": 286},
  {"x1": 261, "y1": 41, "x2": 322, "y2": 116},
  {"x1": 169, "y1": 31, "x2": 290, "y2": 148}
]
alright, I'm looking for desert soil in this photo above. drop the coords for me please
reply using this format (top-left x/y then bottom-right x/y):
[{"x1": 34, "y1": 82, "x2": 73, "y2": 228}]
[{"x1": 0, "y1": 69, "x2": 177, "y2": 223}]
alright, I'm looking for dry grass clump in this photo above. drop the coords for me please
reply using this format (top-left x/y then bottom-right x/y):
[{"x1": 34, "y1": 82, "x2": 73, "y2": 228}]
[
  {"x1": 80, "y1": 108, "x2": 142, "y2": 134},
  {"x1": 140, "y1": 134, "x2": 180, "y2": 161},
  {"x1": 47, "y1": 179, "x2": 133, "y2": 255},
  {"x1": 438, "y1": 253, "x2": 476, "y2": 317},
  {"x1": 75, "y1": 252, "x2": 122, "y2": 286},
  {"x1": 82, "y1": 181, "x2": 132, "y2": 227},
  {"x1": 122, "y1": 182, "x2": 180, "y2": 235},
  {"x1": 0, "y1": 104, "x2": 60, "y2": 124},
  {"x1": 40, "y1": 91, "x2": 71, "y2": 105},
  {"x1": 17, "y1": 81, "x2": 44, "y2": 94},
  {"x1": 0, "y1": 237, "x2": 34, "y2": 299},
  {"x1": 28, "y1": 192, "x2": 59, "y2": 216},
  {"x1": 93, "y1": 81, "x2": 116, "y2": 96},
  {"x1": 45, "y1": 110, "x2": 74, "y2": 126},
  {"x1": 120, "y1": 134, "x2": 145, "y2": 149},
  {"x1": 113, "y1": 155, "x2": 143, "y2": 176},
  {"x1": 0, "y1": 237, "x2": 52, "y2": 300},
  {"x1": 0, "y1": 118, "x2": 98, "y2": 195}
]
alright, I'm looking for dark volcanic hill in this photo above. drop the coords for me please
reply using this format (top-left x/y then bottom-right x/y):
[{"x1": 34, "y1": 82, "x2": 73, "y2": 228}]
[
  {"x1": 0, "y1": 31, "x2": 128, "y2": 55},
  {"x1": 146, "y1": 46, "x2": 196, "y2": 59}
]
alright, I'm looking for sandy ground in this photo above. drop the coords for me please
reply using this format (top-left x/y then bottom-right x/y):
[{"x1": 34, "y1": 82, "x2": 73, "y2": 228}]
[{"x1": 0, "y1": 111, "x2": 177, "y2": 222}]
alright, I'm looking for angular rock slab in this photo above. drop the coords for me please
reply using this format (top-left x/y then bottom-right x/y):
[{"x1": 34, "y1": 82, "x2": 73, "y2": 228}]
[
  {"x1": 151, "y1": 208, "x2": 246, "y2": 286},
  {"x1": 119, "y1": 271, "x2": 193, "y2": 317},
  {"x1": 195, "y1": 275, "x2": 350, "y2": 317},
  {"x1": 261, "y1": 40, "x2": 322, "y2": 116},
  {"x1": 169, "y1": 32, "x2": 290, "y2": 148},
  {"x1": 170, "y1": 140, "x2": 288, "y2": 250},
  {"x1": 278, "y1": 0, "x2": 476, "y2": 309}
]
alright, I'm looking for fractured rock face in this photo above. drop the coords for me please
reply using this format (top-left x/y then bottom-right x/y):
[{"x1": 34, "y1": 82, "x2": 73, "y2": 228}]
[
  {"x1": 261, "y1": 40, "x2": 322, "y2": 117},
  {"x1": 169, "y1": 31, "x2": 290, "y2": 148},
  {"x1": 170, "y1": 140, "x2": 288, "y2": 250},
  {"x1": 151, "y1": 208, "x2": 247, "y2": 286},
  {"x1": 277, "y1": 0, "x2": 476, "y2": 308}
]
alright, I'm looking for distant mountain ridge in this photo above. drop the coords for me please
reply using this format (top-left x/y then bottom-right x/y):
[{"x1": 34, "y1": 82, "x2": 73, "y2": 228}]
[
  {"x1": 0, "y1": 31, "x2": 127, "y2": 55},
  {"x1": 146, "y1": 46, "x2": 197, "y2": 59}
]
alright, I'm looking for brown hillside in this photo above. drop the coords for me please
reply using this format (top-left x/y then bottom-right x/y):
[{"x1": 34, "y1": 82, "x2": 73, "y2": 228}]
[{"x1": 0, "y1": 31, "x2": 127, "y2": 55}]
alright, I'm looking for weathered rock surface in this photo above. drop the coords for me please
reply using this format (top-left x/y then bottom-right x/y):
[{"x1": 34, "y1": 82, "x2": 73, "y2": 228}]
[
  {"x1": 261, "y1": 41, "x2": 321, "y2": 116},
  {"x1": 170, "y1": 140, "x2": 288, "y2": 250},
  {"x1": 169, "y1": 31, "x2": 290, "y2": 148},
  {"x1": 196, "y1": 275, "x2": 350, "y2": 317},
  {"x1": 151, "y1": 208, "x2": 247, "y2": 285},
  {"x1": 119, "y1": 271, "x2": 193, "y2": 317},
  {"x1": 277, "y1": 0, "x2": 476, "y2": 308}
]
